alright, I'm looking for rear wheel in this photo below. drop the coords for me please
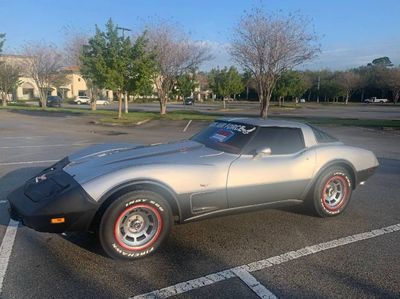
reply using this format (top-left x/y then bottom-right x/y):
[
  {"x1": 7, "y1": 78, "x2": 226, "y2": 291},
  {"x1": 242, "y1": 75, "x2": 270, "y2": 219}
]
[
  {"x1": 76, "y1": 101, "x2": 81, "y2": 105},
  {"x1": 99, "y1": 190, "x2": 172, "y2": 259},
  {"x1": 309, "y1": 166, "x2": 352, "y2": 217}
]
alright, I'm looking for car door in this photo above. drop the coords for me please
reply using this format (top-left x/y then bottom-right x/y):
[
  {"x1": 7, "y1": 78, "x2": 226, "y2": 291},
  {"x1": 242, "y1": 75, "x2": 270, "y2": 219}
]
[{"x1": 227, "y1": 127, "x2": 316, "y2": 208}]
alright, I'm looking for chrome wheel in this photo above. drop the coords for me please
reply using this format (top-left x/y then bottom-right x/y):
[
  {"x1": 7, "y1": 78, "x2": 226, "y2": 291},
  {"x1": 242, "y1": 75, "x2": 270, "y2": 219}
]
[
  {"x1": 114, "y1": 204, "x2": 162, "y2": 250},
  {"x1": 322, "y1": 175, "x2": 349, "y2": 211}
]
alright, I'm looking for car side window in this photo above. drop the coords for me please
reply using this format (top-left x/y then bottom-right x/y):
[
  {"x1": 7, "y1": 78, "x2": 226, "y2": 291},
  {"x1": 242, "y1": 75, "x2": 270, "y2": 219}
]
[{"x1": 244, "y1": 127, "x2": 305, "y2": 155}]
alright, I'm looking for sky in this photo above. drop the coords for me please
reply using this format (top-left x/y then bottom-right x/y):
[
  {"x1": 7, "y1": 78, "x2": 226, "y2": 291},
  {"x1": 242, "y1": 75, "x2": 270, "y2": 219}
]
[{"x1": 0, "y1": 0, "x2": 399, "y2": 71}]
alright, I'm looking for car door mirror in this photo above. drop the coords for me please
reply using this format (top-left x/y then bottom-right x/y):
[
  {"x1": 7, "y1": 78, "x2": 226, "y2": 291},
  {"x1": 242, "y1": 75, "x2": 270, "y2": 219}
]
[{"x1": 253, "y1": 147, "x2": 272, "y2": 158}]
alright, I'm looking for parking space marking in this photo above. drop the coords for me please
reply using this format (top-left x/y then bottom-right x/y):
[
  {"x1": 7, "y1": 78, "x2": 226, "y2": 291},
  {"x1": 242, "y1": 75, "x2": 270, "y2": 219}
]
[
  {"x1": 0, "y1": 136, "x2": 48, "y2": 140},
  {"x1": 132, "y1": 223, "x2": 400, "y2": 299},
  {"x1": 232, "y1": 267, "x2": 277, "y2": 298},
  {"x1": 183, "y1": 120, "x2": 192, "y2": 132},
  {"x1": 0, "y1": 219, "x2": 19, "y2": 294},
  {"x1": 0, "y1": 142, "x2": 90, "y2": 149},
  {"x1": 0, "y1": 160, "x2": 58, "y2": 166}
]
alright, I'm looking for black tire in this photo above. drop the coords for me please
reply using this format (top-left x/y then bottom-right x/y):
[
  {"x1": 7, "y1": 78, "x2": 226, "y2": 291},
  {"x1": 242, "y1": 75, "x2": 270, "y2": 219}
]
[
  {"x1": 99, "y1": 190, "x2": 172, "y2": 260},
  {"x1": 309, "y1": 166, "x2": 352, "y2": 217}
]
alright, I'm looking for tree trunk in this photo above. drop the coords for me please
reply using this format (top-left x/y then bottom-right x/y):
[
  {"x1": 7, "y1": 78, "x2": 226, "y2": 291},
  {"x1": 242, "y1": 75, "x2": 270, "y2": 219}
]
[
  {"x1": 118, "y1": 91, "x2": 123, "y2": 119},
  {"x1": 160, "y1": 97, "x2": 167, "y2": 115},
  {"x1": 260, "y1": 89, "x2": 271, "y2": 118},
  {"x1": 345, "y1": 92, "x2": 349, "y2": 105},
  {"x1": 278, "y1": 96, "x2": 282, "y2": 107},
  {"x1": 394, "y1": 90, "x2": 399, "y2": 104},
  {"x1": 360, "y1": 89, "x2": 365, "y2": 102},
  {"x1": 307, "y1": 90, "x2": 311, "y2": 102},
  {"x1": 124, "y1": 92, "x2": 128, "y2": 114},
  {"x1": 39, "y1": 90, "x2": 47, "y2": 108},
  {"x1": 2, "y1": 93, "x2": 6, "y2": 107}
]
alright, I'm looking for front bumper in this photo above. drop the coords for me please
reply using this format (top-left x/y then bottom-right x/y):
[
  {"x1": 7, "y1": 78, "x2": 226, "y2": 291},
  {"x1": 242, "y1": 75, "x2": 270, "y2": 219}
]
[
  {"x1": 356, "y1": 166, "x2": 378, "y2": 185},
  {"x1": 8, "y1": 159, "x2": 99, "y2": 233}
]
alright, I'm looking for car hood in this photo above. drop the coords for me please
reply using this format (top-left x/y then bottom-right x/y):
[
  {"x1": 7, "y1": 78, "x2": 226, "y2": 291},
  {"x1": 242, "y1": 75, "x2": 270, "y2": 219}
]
[{"x1": 63, "y1": 140, "x2": 224, "y2": 183}]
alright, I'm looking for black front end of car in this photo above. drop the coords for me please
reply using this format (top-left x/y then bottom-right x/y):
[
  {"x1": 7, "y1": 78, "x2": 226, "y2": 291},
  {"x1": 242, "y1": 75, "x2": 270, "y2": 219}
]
[{"x1": 8, "y1": 157, "x2": 99, "y2": 233}]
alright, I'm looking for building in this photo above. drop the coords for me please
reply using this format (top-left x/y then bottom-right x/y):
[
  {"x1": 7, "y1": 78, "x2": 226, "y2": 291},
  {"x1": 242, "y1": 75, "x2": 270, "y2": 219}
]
[{"x1": 0, "y1": 54, "x2": 113, "y2": 101}]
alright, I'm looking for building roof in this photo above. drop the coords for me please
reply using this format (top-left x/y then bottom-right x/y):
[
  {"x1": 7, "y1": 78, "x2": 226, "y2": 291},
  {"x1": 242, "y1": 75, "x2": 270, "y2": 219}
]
[{"x1": 62, "y1": 65, "x2": 80, "y2": 72}]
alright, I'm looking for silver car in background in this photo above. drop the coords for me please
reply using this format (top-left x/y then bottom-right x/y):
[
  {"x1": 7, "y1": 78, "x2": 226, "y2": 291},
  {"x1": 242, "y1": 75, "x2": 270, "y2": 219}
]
[{"x1": 9, "y1": 118, "x2": 379, "y2": 259}]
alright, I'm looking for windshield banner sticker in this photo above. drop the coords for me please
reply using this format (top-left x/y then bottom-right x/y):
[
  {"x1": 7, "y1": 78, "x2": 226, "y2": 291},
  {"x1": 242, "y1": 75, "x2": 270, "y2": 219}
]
[
  {"x1": 210, "y1": 129, "x2": 235, "y2": 143},
  {"x1": 210, "y1": 122, "x2": 256, "y2": 135}
]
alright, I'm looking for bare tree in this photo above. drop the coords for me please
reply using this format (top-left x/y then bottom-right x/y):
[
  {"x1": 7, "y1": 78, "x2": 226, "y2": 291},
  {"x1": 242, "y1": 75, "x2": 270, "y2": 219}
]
[
  {"x1": 336, "y1": 71, "x2": 361, "y2": 104},
  {"x1": 21, "y1": 42, "x2": 64, "y2": 108},
  {"x1": 230, "y1": 8, "x2": 319, "y2": 117},
  {"x1": 145, "y1": 21, "x2": 211, "y2": 114},
  {"x1": 385, "y1": 68, "x2": 400, "y2": 104},
  {"x1": 63, "y1": 31, "x2": 88, "y2": 67}
]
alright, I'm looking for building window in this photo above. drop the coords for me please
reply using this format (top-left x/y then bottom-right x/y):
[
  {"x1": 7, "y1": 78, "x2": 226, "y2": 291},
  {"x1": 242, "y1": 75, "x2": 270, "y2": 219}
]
[{"x1": 22, "y1": 88, "x2": 34, "y2": 99}]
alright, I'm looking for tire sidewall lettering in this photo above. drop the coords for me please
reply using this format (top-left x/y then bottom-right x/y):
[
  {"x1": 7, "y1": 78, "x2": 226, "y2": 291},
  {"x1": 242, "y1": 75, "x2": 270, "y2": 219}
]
[{"x1": 320, "y1": 171, "x2": 351, "y2": 215}]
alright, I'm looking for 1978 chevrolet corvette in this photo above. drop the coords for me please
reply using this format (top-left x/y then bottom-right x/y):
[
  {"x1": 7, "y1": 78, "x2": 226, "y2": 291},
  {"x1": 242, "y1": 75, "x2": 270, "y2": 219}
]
[{"x1": 9, "y1": 118, "x2": 379, "y2": 259}]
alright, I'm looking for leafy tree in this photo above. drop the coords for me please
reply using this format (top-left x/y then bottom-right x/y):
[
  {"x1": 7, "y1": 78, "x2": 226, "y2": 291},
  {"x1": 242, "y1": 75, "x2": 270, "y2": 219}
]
[
  {"x1": 81, "y1": 19, "x2": 129, "y2": 118},
  {"x1": 0, "y1": 33, "x2": 5, "y2": 53},
  {"x1": 208, "y1": 66, "x2": 244, "y2": 100},
  {"x1": 175, "y1": 73, "x2": 198, "y2": 99},
  {"x1": 369, "y1": 57, "x2": 393, "y2": 67},
  {"x1": 125, "y1": 33, "x2": 156, "y2": 98},
  {"x1": 274, "y1": 70, "x2": 309, "y2": 105},
  {"x1": 0, "y1": 63, "x2": 21, "y2": 106}
]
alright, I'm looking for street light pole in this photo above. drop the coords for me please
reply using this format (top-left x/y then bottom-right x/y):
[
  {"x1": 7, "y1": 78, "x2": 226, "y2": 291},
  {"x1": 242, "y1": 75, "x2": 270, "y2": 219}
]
[
  {"x1": 116, "y1": 26, "x2": 132, "y2": 114},
  {"x1": 116, "y1": 26, "x2": 132, "y2": 39}
]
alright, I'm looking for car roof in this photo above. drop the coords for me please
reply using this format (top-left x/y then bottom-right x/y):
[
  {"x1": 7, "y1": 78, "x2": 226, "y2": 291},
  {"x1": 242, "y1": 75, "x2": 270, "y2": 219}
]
[{"x1": 217, "y1": 117, "x2": 310, "y2": 130}]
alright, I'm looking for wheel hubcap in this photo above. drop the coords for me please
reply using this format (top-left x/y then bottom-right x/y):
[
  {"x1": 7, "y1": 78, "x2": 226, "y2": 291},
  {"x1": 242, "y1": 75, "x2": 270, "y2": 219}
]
[
  {"x1": 114, "y1": 205, "x2": 161, "y2": 249},
  {"x1": 322, "y1": 176, "x2": 348, "y2": 210}
]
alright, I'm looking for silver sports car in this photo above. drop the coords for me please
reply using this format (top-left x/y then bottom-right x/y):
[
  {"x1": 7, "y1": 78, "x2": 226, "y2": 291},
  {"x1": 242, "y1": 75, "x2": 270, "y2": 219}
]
[{"x1": 9, "y1": 118, "x2": 379, "y2": 259}]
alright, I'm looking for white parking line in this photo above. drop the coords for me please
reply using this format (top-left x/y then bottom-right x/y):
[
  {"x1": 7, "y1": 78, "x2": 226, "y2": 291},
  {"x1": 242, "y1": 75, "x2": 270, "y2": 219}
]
[
  {"x1": 132, "y1": 223, "x2": 400, "y2": 299},
  {"x1": 0, "y1": 136, "x2": 48, "y2": 140},
  {"x1": 0, "y1": 142, "x2": 90, "y2": 149},
  {"x1": 0, "y1": 160, "x2": 58, "y2": 166},
  {"x1": 183, "y1": 120, "x2": 192, "y2": 132},
  {"x1": 232, "y1": 267, "x2": 277, "y2": 299},
  {"x1": 0, "y1": 219, "x2": 19, "y2": 294}
]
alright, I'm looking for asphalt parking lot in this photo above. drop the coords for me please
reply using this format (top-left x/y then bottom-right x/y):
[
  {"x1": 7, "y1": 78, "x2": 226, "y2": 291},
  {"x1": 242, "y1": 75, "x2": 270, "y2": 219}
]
[{"x1": 0, "y1": 110, "x2": 399, "y2": 299}]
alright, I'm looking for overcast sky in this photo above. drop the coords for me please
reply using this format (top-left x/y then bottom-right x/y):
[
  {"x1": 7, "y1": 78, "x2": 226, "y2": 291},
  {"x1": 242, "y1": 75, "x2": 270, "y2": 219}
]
[{"x1": 1, "y1": 0, "x2": 399, "y2": 70}]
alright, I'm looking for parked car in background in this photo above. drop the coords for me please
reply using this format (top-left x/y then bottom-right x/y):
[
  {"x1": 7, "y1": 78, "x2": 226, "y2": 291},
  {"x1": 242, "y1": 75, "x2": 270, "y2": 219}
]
[
  {"x1": 184, "y1": 97, "x2": 194, "y2": 105},
  {"x1": 364, "y1": 97, "x2": 388, "y2": 103},
  {"x1": 46, "y1": 96, "x2": 62, "y2": 108},
  {"x1": 8, "y1": 118, "x2": 379, "y2": 260},
  {"x1": 95, "y1": 99, "x2": 110, "y2": 105},
  {"x1": 74, "y1": 96, "x2": 91, "y2": 105}
]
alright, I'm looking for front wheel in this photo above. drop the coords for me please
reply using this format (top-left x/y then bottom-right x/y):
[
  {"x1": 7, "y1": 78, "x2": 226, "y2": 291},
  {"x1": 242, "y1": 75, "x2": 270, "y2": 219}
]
[
  {"x1": 308, "y1": 166, "x2": 352, "y2": 217},
  {"x1": 99, "y1": 191, "x2": 172, "y2": 260}
]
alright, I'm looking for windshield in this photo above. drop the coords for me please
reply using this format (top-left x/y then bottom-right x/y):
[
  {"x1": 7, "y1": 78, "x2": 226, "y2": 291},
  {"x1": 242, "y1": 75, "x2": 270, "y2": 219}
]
[{"x1": 190, "y1": 121, "x2": 257, "y2": 154}]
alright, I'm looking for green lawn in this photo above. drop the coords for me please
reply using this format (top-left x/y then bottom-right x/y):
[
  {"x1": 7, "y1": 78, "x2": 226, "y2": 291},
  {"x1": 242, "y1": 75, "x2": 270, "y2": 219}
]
[{"x1": 1, "y1": 104, "x2": 399, "y2": 128}]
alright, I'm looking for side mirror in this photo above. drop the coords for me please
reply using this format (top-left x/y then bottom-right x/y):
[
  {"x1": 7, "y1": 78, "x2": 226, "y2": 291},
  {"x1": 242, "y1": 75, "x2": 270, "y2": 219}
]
[{"x1": 253, "y1": 147, "x2": 272, "y2": 158}]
